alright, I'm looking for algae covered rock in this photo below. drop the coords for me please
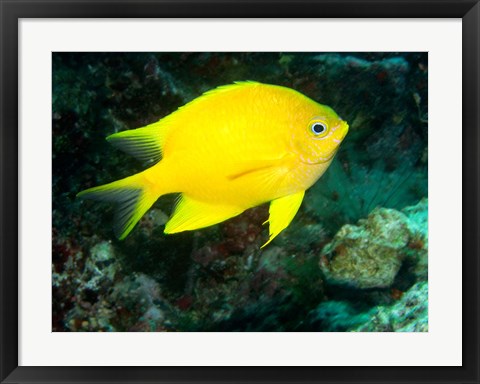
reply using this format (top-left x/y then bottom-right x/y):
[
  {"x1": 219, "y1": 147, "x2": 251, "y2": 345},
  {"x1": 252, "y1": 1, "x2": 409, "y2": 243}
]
[
  {"x1": 319, "y1": 199, "x2": 428, "y2": 289},
  {"x1": 354, "y1": 281, "x2": 428, "y2": 332},
  {"x1": 403, "y1": 198, "x2": 428, "y2": 281},
  {"x1": 319, "y1": 207, "x2": 411, "y2": 289},
  {"x1": 305, "y1": 300, "x2": 373, "y2": 331},
  {"x1": 83, "y1": 241, "x2": 119, "y2": 290}
]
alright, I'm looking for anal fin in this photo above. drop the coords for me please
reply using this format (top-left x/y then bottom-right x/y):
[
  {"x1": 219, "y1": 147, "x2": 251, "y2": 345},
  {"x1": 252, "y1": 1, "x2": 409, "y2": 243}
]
[
  {"x1": 164, "y1": 195, "x2": 243, "y2": 234},
  {"x1": 262, "y1": 190, "x2": 305, "y2": 248}
]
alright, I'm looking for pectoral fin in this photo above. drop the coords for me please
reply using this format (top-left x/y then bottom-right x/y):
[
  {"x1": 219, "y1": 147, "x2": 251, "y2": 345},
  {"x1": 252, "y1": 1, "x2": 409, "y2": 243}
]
[
  {"x1": 227, "y1": 153, "x2": 294, "y2": 181},
  {"x1": 262, "y1": 190, "x2": 305, "y2": 248},
  {"x1": 164, "y1": 195, "x2": 243, "y2": 234},
  {"x1": 227, "y1": 160, "x2": 281, "y2": 181}
]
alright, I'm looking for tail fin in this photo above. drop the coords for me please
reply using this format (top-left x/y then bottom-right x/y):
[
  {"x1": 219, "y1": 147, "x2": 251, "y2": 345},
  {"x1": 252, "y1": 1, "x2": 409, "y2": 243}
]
[{"x1": 77, "y1": 172, "x2": 160, "y2": 240}]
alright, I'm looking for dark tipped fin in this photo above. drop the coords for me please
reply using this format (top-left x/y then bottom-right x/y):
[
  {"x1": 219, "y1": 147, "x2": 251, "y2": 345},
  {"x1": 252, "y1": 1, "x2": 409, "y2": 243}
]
[
  {"x1": 77, "y1": 177, "x2": 158, "y2": 240},
  {"x1": 106, "y1": 124, "x2": 164, "y2": 164}
]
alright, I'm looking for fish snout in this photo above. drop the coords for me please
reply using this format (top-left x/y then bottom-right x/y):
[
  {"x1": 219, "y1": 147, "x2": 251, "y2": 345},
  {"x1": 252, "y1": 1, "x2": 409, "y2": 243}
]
[{"x1": 333, "y1": 120, "x2": 349, "y2": 142}]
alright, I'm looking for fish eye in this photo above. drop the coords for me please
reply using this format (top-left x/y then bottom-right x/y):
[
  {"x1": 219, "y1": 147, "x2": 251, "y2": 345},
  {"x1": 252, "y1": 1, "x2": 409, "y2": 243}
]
[{"x1": 311, "y1": 122, "x2": 328, "y2": 136}]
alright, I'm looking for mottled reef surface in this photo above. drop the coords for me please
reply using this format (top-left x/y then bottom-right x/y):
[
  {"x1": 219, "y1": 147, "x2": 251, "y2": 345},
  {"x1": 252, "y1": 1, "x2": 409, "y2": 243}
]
[{"x1": 53, "y1": 52, "x2": 428, "y2": 332}]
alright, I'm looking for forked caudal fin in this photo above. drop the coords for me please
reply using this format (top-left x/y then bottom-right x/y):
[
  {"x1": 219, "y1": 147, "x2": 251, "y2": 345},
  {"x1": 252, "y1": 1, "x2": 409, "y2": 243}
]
[{"x1": 77, "y1": 171, "x2": 161, "y2": 240}]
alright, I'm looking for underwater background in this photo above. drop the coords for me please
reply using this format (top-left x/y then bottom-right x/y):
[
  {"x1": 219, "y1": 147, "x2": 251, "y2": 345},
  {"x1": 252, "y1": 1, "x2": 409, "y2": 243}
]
[{"x1": 52, "y1": 52, "x2": 428, "y2": 332}]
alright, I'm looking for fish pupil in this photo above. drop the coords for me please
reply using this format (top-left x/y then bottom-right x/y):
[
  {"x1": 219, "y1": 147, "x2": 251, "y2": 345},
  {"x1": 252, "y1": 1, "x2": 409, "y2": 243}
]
[{"x1": 312, "y1": 122, "x2": 327, "y2": 135}]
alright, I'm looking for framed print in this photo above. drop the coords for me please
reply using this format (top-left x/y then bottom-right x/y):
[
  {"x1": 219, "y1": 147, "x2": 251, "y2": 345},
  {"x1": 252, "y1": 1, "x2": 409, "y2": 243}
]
[{"x1": 1, "y1": 0, "x2": 479, "y2": 383}]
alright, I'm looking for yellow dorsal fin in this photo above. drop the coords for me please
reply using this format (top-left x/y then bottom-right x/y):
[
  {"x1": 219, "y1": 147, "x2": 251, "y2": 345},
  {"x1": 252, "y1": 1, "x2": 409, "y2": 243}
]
[
  {"x1": 173, "y1": 81, "x2": 261, "y2": 113},
  {"x1": 202, "y1": 81, "x2": 261, "y2": 97},
  {"x1": 106, "y1": 82, "x2": 262, "y2": 164},
  {"x1": 262, "y1": 190, "x2": 305, "y2": 248},
  {"x1": 164, "y1": 195, "x2": 243, "y2": 234}
]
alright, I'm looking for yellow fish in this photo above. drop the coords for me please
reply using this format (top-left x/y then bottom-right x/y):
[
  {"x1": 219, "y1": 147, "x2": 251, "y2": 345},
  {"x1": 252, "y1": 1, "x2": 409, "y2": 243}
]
[{"x1": 78, "y1": 81, "x2": 348, "y2": 247}]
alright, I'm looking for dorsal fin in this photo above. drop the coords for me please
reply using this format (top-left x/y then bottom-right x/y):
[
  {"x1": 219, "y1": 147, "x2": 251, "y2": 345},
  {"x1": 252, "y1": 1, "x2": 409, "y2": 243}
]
[
  {"x1": 173, "y1": 81, "x2": 261, "y2": 113},
  {"x1": 106, "y1": 120, "x2": 168, "y2": 164},
  {"x1": 106, "y1": 82, "x2": 261, "y2": 163},
  {"x1": 201, "y1": 81, "x2": 260, "y2": 97}
]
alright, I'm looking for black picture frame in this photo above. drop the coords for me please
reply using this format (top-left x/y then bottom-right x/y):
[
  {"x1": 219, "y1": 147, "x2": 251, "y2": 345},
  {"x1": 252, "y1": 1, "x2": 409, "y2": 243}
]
[{"x1": 1, "y1": 1, "x2": 478, "y2": 383}]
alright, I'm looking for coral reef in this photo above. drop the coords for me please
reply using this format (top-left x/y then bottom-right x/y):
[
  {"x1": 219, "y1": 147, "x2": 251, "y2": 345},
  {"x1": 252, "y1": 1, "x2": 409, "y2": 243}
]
[
  {"x1": 319, "y1": 207, "x2": 410, "y2": 289},
  {"x1": 319, "y1": 199, "x2": 428, "y2": 289},
  {"x1": 403, "y1": 198, "x2": 428, "y2": 281},
  {"x1": 304, "y1": 280, "x2": 428, "y2": 333},
  {"x1": 354, "y1": 281, "x2": 428, "y2": 332},
  {"x1": 304, "y1": 300, "x2": 373, "y2": 332},
  {"x1": 58, "y1": 240, "x2": 172, "y2": 331},
  {"x1": 320, "y1": 200, "x2": 428, "y2": 288},
  {"x1": 64, "y1": 271, "x2": 171, "y2": 332}
]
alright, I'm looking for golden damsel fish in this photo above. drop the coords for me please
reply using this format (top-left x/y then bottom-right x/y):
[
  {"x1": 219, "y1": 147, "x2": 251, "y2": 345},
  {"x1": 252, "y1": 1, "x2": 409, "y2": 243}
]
[{"x1": 78, "y1": 81, "x2": 349, "y2": 247}]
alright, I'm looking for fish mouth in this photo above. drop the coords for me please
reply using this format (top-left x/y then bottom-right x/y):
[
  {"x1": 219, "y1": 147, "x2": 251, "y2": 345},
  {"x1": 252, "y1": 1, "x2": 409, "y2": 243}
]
[{"x1": 300, "y1": 149, "x2": 338, "y2": 165}]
